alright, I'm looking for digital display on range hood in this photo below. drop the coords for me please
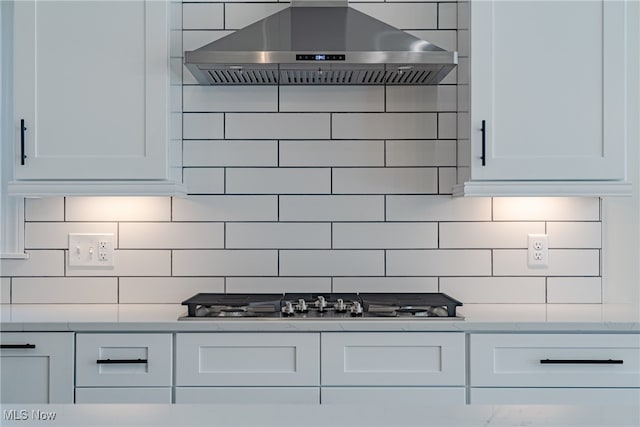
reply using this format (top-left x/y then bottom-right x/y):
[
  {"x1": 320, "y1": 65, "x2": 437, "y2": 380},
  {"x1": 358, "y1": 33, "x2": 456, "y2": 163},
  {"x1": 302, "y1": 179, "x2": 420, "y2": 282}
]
[{"x1": 296, "y1": 54, "x2": 346, "y2": 61}]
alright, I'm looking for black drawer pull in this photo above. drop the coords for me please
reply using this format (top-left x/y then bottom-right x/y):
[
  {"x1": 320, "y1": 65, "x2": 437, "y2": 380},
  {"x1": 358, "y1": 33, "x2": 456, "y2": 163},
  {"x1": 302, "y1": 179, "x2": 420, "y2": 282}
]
[
  {"x1": 540, "y1": 359, "x2": 623, "y2": 365},
  {"x1": 0, "y1": 344, "x2": 36, "y2": 349},
  {"x1": 96, "y1": 358, "x2": 148, "y2": 364}
]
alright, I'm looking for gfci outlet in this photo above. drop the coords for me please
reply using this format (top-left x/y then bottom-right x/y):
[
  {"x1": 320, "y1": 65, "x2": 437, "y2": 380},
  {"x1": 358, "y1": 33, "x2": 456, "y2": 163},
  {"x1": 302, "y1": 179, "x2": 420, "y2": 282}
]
[
  {"x1": 68, "y1": 233, "x2": 115, "y2": 267},
  {"x1": 527, "y1": 233, "x2": 549, "y2": 268}
]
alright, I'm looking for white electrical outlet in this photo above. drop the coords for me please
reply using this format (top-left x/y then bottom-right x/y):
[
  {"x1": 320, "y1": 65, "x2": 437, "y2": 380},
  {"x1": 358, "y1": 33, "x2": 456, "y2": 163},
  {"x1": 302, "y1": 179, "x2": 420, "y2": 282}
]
[
  {"x1": 528, "y1": 233, "x2": 549, "y2": 268},
  {"x1": 68, "y1": 233, "x2": 115, "y2": 267}
]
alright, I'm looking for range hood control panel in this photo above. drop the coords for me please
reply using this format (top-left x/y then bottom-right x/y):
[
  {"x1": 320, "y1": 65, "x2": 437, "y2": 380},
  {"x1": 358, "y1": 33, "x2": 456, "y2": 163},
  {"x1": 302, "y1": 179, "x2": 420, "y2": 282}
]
[{"x1": 296, "y1": 54, "x2": 346, "y2": 61}]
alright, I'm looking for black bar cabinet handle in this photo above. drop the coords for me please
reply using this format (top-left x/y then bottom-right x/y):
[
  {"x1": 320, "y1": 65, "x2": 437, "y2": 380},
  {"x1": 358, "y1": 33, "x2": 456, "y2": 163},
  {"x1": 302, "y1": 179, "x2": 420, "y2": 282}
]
[
  {"x1": 1, "y1": 344, "x2": 36, "y2": 349},
  {"x1": 540, "y1": 359, "x2": 623, "y2": 365},
  {"x1": 480, "y1": 119, "x2": 486, "y2": 166},
  {"x1": 96, "y1": 358, "x2": 148, "y2": 365},
  {"x1": 20, "y1": 119, "x2": 27, "y2": 165}
]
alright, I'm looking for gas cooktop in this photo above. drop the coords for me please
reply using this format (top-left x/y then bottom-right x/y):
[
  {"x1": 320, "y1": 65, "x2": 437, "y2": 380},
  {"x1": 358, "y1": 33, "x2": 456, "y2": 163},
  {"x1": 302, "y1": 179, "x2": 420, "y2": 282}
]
[{"x1": 179, "y1": 292, "x2": 463, "y2": 320}]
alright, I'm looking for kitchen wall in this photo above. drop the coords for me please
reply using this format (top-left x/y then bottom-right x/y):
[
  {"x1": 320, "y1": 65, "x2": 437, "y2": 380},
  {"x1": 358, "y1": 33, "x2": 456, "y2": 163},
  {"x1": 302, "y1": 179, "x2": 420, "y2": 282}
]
[{"x1": 0, "y1": 0, "x2": 605, "y2": 305}]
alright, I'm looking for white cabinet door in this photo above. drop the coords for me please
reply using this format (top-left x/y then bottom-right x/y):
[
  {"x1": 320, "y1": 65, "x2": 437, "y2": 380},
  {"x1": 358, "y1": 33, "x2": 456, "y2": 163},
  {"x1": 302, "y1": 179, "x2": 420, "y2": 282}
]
[
  {"x1": 175, "y1": 387, "x2": 320, "y2": 404},
  {"x1": 12, "y1": 0, "x2": 168, "y2": 181},
  {"x1": 176, "y1": 333, "x2": 320, "y2": 386},
  {"x1": 321, "y1": 333, "x2": 465, "y2": 386},
  {"x1": 458, "y1": 0, "x2": 629, "y2": 192},
  {"x1": 75, "y1": 387, "x2": 172, "y2": 404},
  {"x1": 321, "y1": 387, "x2": 465, "y2": 405},
  {"x1": 0, "y1": 332, "x2": 74, "y2": 403},
  {"x1": 470, "y1": 387, "x2": 640, "y2": 405},
  {"x1": 76, "y1": 333, "x2": 173, "y2": 387}
]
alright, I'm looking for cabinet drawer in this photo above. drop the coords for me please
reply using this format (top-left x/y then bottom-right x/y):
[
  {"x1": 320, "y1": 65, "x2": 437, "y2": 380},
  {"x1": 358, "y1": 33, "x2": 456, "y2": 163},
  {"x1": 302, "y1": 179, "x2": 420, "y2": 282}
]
[
  {"x1": 321, "y1": 333, "x2": 465, "y2": 386},
  {"x1": 470, "y1": 333, "x2": 640, "y2": 387},
  {"x1": 321, "y1": 387, "x2": 465, "y2": 404},
  {"x1": 75, "y1": 387, "x2": 172, "y2": 404},
  {"x1": 176, "y1": 333, "x2": 320, "y2": 386},
  {"x1": 175, "y1": 387, "x2": 320, "y2": 404},
  {"x1": 76, "y1": 333, "x2": 172, "y2": 387},
  {"x1": 470, "y1": 387, "x2": 640, "y2": 405}
]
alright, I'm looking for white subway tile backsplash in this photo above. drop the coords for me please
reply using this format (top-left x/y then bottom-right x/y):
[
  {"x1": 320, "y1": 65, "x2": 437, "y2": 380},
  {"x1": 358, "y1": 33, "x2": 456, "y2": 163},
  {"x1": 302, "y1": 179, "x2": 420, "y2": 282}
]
[
  {"x1": 65, "y1": 197, "x2": 171, "y2": 222},
  {"x1": 438, "y1": 167, "x2": 457, "y2": 194},
  {"x1": 182, "y1": 30, "x2": 231, "y2": 52},
  {"x1": 225, "y1": 3, "x2": 288, "y2": 29},
  {"x1": 386, "y1": 250, "x2": 492, "y2": 276},
  {"x1": 333, "y1": 223, "x2": 437, "y2": 249},
  {"x1": 25, "y1": 223, "x2": 118, "y2": 249},
  {"x1": 0, "y1": 278, "x2": 10, "y2": 303},
  {"x1": 227, "y1": 223, "x2": 331, "y2": 249},
  {"x1": 184, "y1": 168, "x2": 225, "y2": 194},
  {"x1": 182, "y1": 3, "x2": 223, "y2": 29},
  {"x1": 11, "y1": 278, "x2": 117, "y2": 304},
  {"x1": 183, "y1": 113, "x2": 224, "y2": 139},
  {"x1": 333, "y1": 113, "x2": 437, "y2": 139},
  {"x1": 226, "y1": 113, "x2": 330, "y2": 139},
  {"x1": 173, "y1": 250, "x2": 278, "y2": 276},
  {"x1": 440, "y1": 222, "x2": 546, "y2": 248},
  {"x1": 119, "y1": 223, "x2": 224, "y2": 249},
  {"x1": 386, "y1": 140, "x2": 456, "y2": 167},
  {"x1": 351, "y1": 3, "x2": 437, "y2": 29},
  {"x1": 280, "y1": 250, "x2": 385, "y2": 276},
  {"x1": 493, "y1": 197, "x2": 600, "y2": 221},
  {"x1": 438, "y1": 3, "x2": 458, "y2": 29},
  {"x1": 332, "y1": 277, "x2": 438, "y2": 293},
  {"x1": 280, "y1": 86, "x2": 384, "y2": 112},
  {"x1": 387, "y1": 196, "x2": 491, "y2": 221},
  {"x1": 66, "y1": 250, "x2": 172, "y2": 277},
  {"x1": 226, "y1": 168, "x2": 331, "y2": 194},
  {"x1": 183, "y1": 86, "x2": 277, "y2": 112},
  {"x1": 25, "y1": 197, "x2": 64, "y2": 222},
  {"x1": 438, "y1": 112, "x2": 458, "y2": 139},
  {"x1": 226, "y1": 277, "x2": 332, "y2": 293},
  {"x1": 547, "y1": 222, "x2": 601, "y2": 248},
  {"x1": 280, "y1": 140, "x2": 384, "y2": 167},
  {"x1": 173, "y1": 196, "x2": 278, "y2": 222},
  {"x1": 547, "y1": 277, "x2": 602, "y2": 303},
  {"x1": 332, "y1": 168, "x2": 438, "y2": 194},
  {"x1": 386, "y1": 86, "x2": 457, "y2": 112},
  {"x1": 119, "y1": 277, "x2": 225, "y2": 303},
  {"x1": 493, "y1": 249, "x2": 600, "y2": 276},
  {"x1": 184, "y1": 140, "x2": 278, "y2": 167},
  {"x1": 440, "y1": 277, "x2": 546, "y2": 303},
  {"x1": 1, "y1": 251, "x2": 64, "y2": 277},
  {"x1": 279, "y1": 195, "x2": 384, "y2": 221}
]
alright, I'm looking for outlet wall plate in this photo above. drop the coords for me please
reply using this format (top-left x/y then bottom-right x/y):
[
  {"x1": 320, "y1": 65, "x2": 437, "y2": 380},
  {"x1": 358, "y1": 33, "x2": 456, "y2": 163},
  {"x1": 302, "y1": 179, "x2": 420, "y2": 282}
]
[
  {"x1": 68, "y1": 233, "x2": 115, "y2": 268},
  {"x1": 528, "y1": 233, "x2": 549, "y2": 268}
]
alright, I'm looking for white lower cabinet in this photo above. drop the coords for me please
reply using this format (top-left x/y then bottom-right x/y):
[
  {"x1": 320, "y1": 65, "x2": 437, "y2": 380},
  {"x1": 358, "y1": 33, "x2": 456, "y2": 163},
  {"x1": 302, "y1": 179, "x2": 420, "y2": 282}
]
[
  {"x1": 75, "y1": 333, "x2": 173, "y2": 403},
  {"x1": 321, "y1": 332, "x2": 466, "y2": 404},
  {"x1": 175, "y1": 333, "x2": 320, "y2": 404},
  {"x1": 0, "y1": 332, "x2": 74, "y2": 403},
  {"x1": 469, "y1": 333, "x2": 640, "y2": 404}
]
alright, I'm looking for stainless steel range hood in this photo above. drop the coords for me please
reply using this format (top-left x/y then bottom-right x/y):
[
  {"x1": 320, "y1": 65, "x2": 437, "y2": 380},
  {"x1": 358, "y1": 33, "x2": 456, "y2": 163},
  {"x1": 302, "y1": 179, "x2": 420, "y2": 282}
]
[{"x1": 184, "y1": 0, "x2": 457, "y2": 85}]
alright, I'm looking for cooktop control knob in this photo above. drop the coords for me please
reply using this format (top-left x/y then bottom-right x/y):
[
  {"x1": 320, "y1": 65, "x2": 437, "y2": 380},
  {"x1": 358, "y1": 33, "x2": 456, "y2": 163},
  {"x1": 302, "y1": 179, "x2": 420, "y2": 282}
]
[
  {"x1": 431, "y1": 306, "x2": 448, "y2": 317},
  {"x1": 315, "y1": 295, "x2": 327, "y2": 312},
  {"x1": 334, "y1": 298, "x2": 347, "y2": 312},
  {"x1": 296, "y1": 298, "x2": 308, "y2": 312},
  {"x1": 350, "y1": 301, "x2": 363, "y2": 316},
  {"x1": 281, "y1": 301, "x2": 295, "y2": 316}
]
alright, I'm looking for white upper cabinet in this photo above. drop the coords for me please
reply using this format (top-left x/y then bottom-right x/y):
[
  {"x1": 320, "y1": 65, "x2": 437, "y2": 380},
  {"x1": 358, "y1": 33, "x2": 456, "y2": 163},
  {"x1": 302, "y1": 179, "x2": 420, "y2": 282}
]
[
  {"x1": 456, "y1": 0, "x2": 634, "y2": 196},
  {"x1": 8, "y1": 0, "x2": 183, "y2": 196}
]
